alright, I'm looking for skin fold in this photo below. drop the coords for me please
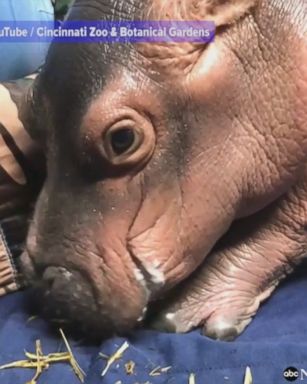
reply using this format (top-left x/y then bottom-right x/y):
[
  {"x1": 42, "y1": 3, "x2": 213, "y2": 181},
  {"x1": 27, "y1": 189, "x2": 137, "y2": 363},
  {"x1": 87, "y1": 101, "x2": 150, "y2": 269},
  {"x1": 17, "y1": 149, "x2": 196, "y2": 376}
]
[{"x1": 20, "y1": 0, "x2": 307, "y2": 340}]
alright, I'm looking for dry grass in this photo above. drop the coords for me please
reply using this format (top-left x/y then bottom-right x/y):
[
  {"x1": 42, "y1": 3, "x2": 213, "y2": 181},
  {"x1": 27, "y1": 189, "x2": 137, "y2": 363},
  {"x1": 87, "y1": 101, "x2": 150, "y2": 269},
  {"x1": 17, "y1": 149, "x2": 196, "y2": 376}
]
[{"x1": 0, "y1": 329, "x2": 85, "y2": 384}]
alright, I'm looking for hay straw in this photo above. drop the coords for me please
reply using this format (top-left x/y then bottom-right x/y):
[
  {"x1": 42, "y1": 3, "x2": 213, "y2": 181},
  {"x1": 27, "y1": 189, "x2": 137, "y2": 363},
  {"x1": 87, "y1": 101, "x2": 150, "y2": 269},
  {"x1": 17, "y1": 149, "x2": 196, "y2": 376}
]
[
  {"x1": 59, "y1": 328, "x2": 85, "y2": 383},
  {"x1": 149, "y1": 366, "x2": 172, "y2": 376},
  {"x1": 99, "y1": 352, "x2": 109, "y2": 360},
  {"x1": 24, "y1": 352, "x2": 70, "y2": 362},
  {"x1": 0, "y1": 331, "x2": 85, "y2": 384},
  {"x1": 101, "y1": 341, "x2": 129, "y2": 377},
  {"x1": 27, "y1": 316, "x2": 38, "y2": 323},
  {"x1": 244, "y1": 366, "x2": 253, "y2": 384},
  {"x1": 0, "y1": 360, "x2": 43, "y2": 370},
  {"x1": 125, "y1": 360, "x2": 136, "y2": 375},
  {"x1": 26, "y1": 340, "x2": 44, "y2": 384},
  {"x1": 189, "y1": 373, "x2": 196, "y2": 384}
]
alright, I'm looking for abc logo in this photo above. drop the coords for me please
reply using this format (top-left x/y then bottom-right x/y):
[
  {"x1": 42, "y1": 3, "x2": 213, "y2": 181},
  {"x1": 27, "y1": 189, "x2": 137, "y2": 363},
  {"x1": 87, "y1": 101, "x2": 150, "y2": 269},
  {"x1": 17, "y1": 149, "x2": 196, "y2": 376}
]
[{"x1": 284, "y1": 367, "x2": 299, "y2": 381}]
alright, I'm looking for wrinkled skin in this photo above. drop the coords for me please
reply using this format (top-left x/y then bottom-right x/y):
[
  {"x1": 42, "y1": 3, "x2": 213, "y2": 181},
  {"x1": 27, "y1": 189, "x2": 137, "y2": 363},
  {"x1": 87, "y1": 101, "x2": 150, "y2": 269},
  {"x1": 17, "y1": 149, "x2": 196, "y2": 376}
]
[{"x1": 20, "y1": 0, "x2": 307, "y2": 340}]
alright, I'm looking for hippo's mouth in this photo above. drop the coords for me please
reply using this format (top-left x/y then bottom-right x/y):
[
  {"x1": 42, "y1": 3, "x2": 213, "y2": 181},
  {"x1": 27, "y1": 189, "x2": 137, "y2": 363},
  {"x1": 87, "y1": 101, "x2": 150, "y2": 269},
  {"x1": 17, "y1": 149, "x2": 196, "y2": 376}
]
[{"x1": 127, "y1": 244, "x2": 166, "y2": 301}]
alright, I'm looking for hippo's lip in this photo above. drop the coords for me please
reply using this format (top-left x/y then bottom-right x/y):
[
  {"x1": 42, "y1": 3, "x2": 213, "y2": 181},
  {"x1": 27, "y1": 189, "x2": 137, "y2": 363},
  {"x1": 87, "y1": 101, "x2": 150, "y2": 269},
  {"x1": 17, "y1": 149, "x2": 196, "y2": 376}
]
[{"x1": 127, "y1": 244, "x2": 165, "y2": 300}]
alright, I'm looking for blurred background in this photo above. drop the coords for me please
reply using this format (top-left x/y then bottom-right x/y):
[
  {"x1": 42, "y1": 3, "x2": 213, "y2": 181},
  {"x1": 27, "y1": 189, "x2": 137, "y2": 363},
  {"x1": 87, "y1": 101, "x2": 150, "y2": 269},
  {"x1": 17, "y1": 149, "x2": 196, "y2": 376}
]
[{"x1": 0, "y1": 0, "x2": 72, "y2": 81}]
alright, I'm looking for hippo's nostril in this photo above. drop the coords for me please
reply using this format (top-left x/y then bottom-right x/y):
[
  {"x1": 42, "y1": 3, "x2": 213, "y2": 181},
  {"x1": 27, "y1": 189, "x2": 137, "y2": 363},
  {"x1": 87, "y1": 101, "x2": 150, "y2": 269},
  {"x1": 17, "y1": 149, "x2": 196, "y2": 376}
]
[
  {"x1": 43, "y1": 266, "x2": 58, "y2": 282},
  {"x1": 42, "y1": 266, "x2": 74, "y2": 291},
  {"x1": 43, "y1": 266, "x2": 71, "y2": 280}
]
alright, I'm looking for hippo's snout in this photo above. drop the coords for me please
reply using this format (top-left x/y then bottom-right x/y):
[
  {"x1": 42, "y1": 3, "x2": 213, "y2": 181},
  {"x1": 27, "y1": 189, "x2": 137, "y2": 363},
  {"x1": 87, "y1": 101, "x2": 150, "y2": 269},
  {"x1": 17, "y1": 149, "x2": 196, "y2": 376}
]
[
  {"x1": 28, "y1": 265, "x2": 105, "y2": 334},
  {"x1": 20, "y1": 246, "x2": 149, "y2": 337},
  {"x1": 40, "y1": 266, "x2": 98, "y2": 319}
]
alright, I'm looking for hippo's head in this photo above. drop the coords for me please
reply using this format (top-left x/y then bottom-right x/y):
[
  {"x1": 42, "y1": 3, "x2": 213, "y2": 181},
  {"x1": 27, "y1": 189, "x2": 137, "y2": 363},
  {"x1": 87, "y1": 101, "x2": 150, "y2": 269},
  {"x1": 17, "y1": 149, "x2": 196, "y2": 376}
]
[{"x1": 21, "y1": 0, "x2": 306, "y2": 337}]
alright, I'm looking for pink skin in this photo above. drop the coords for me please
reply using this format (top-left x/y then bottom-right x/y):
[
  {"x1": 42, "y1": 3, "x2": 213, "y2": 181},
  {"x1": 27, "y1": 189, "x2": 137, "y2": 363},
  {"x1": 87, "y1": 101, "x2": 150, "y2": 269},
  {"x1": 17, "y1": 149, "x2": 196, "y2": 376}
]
[{"x1": 20, "y1": 0, "x2": 307, "y2": 340}]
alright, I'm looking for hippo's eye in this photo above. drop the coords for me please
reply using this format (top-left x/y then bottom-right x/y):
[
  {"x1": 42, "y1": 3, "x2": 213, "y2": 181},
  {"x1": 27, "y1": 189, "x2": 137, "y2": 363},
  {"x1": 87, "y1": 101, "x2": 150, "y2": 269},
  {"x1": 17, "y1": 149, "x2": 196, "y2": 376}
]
[
  {"x1": 99, "y1": 116, "x2": 155, "y2": 168},
  {"x1": 104, "y1": 124, "x2": 143, "y2": 160},
  {"x1": 110, "y1": 128, "x2": 138, "y2": 155}
]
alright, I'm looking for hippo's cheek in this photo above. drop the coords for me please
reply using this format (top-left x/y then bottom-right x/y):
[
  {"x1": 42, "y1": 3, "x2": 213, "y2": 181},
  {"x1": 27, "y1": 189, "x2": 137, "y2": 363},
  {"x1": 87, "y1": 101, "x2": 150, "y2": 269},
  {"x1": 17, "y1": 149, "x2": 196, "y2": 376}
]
[{"x1": 127, "y1": 192, "x2": 186, "y2": 296}]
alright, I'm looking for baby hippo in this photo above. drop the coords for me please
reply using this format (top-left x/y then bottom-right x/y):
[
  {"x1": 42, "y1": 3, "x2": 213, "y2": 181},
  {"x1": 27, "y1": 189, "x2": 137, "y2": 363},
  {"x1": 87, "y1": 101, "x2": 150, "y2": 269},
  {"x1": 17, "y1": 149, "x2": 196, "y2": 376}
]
[{"x1": 20, "y1": 0, "x2": 307, "y2": 341}]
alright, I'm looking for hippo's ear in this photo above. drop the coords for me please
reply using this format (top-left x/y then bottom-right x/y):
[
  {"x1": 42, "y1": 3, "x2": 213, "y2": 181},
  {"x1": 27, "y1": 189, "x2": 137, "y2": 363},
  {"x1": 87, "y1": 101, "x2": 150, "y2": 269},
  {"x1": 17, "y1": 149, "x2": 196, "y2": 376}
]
[{"x1": 200, "y1": 0, "x2": 258, "y2": 27}]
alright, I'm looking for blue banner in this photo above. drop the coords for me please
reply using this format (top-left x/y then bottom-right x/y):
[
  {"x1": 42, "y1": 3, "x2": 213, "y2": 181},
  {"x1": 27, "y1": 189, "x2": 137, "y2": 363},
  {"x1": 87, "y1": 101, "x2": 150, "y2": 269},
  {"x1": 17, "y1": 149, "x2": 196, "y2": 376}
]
[{"x1": 0, "y1": 20, "x2": 215, "y2": 43}]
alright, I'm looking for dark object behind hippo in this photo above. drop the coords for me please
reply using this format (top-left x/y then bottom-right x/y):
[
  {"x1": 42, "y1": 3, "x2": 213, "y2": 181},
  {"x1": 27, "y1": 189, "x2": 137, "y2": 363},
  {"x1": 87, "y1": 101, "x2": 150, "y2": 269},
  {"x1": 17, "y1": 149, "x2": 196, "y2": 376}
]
[{"x1": 20, "y1": 0, "x2": 307, "y2": 341}]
